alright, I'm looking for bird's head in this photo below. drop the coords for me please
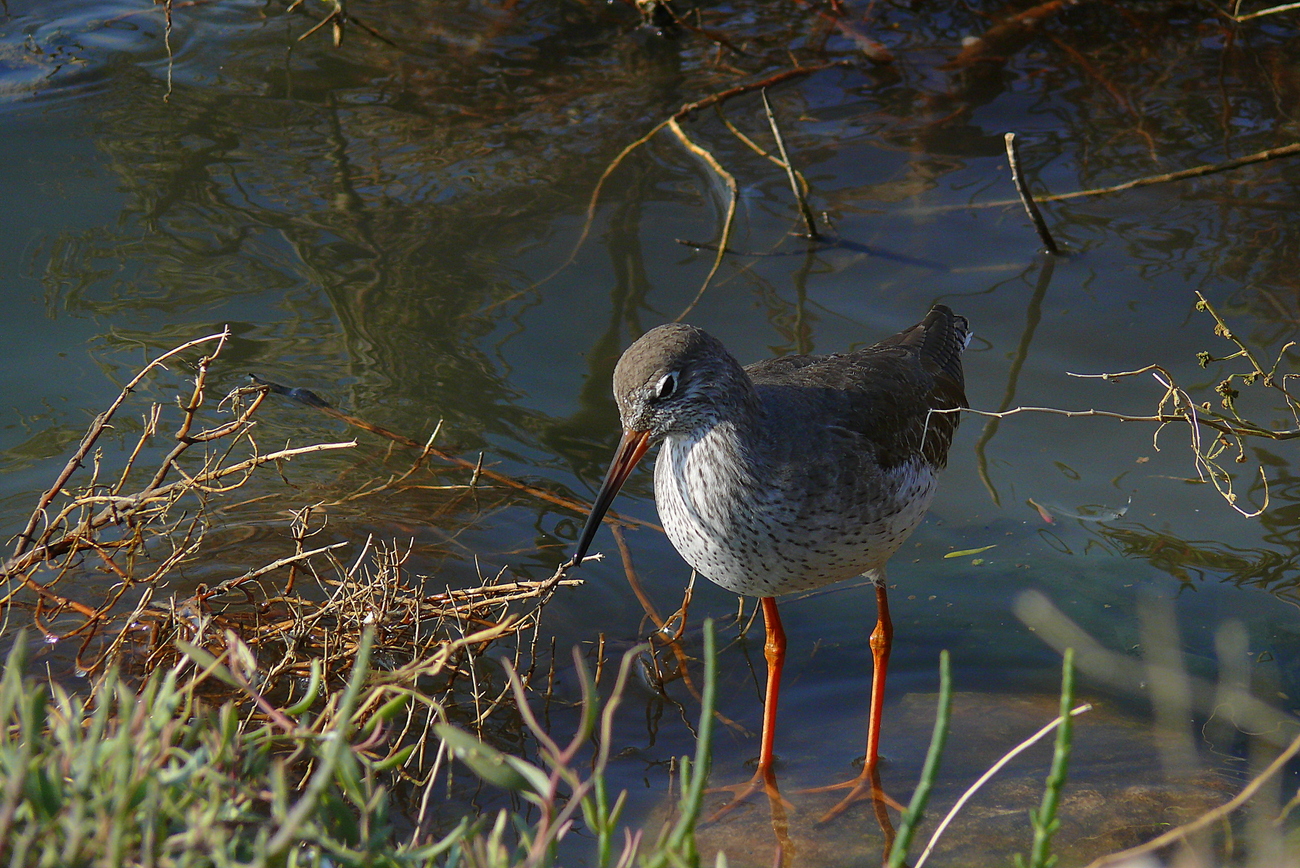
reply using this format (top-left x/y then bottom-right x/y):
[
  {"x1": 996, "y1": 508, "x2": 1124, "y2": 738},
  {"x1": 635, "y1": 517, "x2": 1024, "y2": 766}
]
[{"x1": 612, "y1": 323, "x2": 752, "y2": 441}]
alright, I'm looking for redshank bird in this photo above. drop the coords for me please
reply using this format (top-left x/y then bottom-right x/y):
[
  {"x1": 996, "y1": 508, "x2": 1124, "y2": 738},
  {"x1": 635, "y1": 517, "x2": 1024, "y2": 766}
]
[{"x1": 568, "y1": 305, "x2": 969, "y2": 819}]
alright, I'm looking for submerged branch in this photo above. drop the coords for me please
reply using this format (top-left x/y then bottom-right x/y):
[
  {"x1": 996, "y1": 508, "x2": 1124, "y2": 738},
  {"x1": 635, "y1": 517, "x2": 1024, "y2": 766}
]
[
  {"x1": 668, "y1": 118, "x2": 739, "y2": 322},
  {"x1": 918, "y1": 142, "x2": 1300, "y2": 214},
  {"x1": 1004, "y1": 132, "x2": 1060, "y2": 254}
]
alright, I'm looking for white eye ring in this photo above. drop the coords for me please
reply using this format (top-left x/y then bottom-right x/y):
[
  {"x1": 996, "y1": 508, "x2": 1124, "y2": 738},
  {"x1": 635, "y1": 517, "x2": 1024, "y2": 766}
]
[{"x1": 655, "y1": 371, "x2": 678, "y2": 400}]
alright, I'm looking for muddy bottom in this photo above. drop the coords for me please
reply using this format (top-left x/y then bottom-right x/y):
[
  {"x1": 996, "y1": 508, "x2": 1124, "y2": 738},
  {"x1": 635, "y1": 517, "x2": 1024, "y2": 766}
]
[{"x1": 677, "y1": 692, "x2": 1236, "y2": 868}]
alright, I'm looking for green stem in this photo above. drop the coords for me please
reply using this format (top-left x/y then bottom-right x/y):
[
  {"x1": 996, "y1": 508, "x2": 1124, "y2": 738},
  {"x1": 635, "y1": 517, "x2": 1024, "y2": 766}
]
[
  {"x1": 1027, "y1": 647, "x2": 1075, "y2": 868},
  {"x1": 649, "y1": 619, "x2": 716, "y2": 868},
  {"x1": 257, "y1": 626, "x2": 375, "y2": 865},
  {"x1": 888, "y1": 650, "x2": 953, "y2": 868}
]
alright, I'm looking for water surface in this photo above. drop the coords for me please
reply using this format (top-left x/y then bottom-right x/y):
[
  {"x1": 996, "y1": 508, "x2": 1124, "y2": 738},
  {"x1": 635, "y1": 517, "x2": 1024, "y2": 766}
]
[{"x1": 2, "y1": 1, "x2": 1299, "y2": 864}]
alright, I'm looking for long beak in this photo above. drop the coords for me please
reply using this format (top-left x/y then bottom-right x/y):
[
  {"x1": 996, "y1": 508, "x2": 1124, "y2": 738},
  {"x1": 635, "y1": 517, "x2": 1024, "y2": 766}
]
[{"x1": 568, "y1": 429, "x2": 652, "y2": 569}]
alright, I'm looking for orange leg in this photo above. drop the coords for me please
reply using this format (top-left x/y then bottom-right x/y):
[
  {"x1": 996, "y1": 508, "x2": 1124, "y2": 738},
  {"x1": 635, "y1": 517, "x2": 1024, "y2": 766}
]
[
  {"x1": 805, "y1": 580, "x2": 904, "y2": 823},
  {"x1": 864, "y1": 581, "x2": 892, "y2": 779},
  {"x1": 758, "y1": 596, "x2": 786, "y2": 773},
  {"x1": 707, "y1": 596, "x2": 791, "y2": 821}
]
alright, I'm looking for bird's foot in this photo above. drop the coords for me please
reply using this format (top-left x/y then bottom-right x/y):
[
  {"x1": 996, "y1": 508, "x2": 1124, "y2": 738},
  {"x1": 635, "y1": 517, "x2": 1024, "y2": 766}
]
[
  {"x1": 801, "y1": 770, "x2": 904, "y2": 824},
  {"x1": 704, "y1": 767, "x2": 792, "y2": 823}
]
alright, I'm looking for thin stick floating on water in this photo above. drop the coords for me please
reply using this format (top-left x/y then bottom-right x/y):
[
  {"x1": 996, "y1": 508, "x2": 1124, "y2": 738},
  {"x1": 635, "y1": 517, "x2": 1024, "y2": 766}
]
[
  {"x1": 915, "y1": 141, "x2": 1300, "y2": 216},
  {"x1": 1005, "y1": 132, "x2": 1060, "y2": 255},
  {"x1": 762, "y1": 88, "x2": 819, "y2": 240},
  {"x1": 668, "y1": 118, "x2": 738, "y2": 323}
]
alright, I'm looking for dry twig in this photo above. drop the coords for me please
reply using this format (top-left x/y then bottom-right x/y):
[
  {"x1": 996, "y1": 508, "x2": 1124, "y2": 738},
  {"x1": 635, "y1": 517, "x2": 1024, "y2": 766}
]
[
  {"x1": 1004, "y1": 132, "x2": 1060, "y2": 254},
  {"x1": 1, "y1": 330, "x2": 579, "y2": 768},
  {"x1": 971, "y1": 296, "x2": 1297, "y2": 517},
  {"x1": 667, "y1": 118, "x2": 739, "y2": 322},
  {"x1": 762, "y1": 88, "x2": 818, "y2": 239}
]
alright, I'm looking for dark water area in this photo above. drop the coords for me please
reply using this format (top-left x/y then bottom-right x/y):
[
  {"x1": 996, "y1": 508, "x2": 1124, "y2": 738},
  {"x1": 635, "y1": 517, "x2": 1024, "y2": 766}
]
[{"x1": 3, "y1": 0, "x2": 1300, "y2": 864}]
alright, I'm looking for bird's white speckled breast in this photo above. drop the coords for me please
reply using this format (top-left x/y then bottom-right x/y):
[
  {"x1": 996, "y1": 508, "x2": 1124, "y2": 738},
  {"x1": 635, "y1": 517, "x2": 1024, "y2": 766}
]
[{"x1": 654, "y1": 427, "x2": 937, "y2": 597}]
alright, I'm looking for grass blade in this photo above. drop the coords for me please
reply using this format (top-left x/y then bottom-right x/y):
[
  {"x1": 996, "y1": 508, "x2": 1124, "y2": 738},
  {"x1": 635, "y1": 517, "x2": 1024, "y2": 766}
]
[
  {"x1": 888, "y1": 649, "x2": 952, "y2": 868},
  {"x1": 1025, "y1": 647, "x2": 1075, "y2": 868}
]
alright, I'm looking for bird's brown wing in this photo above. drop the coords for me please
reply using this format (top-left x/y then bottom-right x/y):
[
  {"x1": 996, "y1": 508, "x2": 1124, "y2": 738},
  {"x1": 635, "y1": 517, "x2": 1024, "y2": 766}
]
[{"x1": 746, "y1": 305, "x2": 969, "y2": 469}]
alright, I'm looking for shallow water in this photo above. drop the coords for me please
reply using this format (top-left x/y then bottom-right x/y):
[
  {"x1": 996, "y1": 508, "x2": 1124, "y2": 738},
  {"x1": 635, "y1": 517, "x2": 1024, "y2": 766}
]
[{"x1": 2, "y1": 1, "x2": 1299, "y2": 864}]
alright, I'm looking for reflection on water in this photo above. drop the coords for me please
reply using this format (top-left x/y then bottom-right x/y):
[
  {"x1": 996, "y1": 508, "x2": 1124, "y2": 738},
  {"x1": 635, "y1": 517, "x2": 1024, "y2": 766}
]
[
  {"x1": 3, "y1": 0, "x2": 1300, "y2": 863},
  {"x1": 1100, "y1": 522, "x2": 1300, "y2": 593}
]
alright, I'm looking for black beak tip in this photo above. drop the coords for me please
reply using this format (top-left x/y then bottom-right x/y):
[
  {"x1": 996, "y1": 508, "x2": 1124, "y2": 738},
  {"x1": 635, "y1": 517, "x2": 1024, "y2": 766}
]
[{"x1": 566, "y1": 428, "x2": 650, "y2": 574}]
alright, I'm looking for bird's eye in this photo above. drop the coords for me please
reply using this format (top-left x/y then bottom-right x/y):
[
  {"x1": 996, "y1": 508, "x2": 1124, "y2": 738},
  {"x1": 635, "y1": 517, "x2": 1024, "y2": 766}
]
[{"x1": 654, "y1": 371, "x2": 678, "y2": 400}]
